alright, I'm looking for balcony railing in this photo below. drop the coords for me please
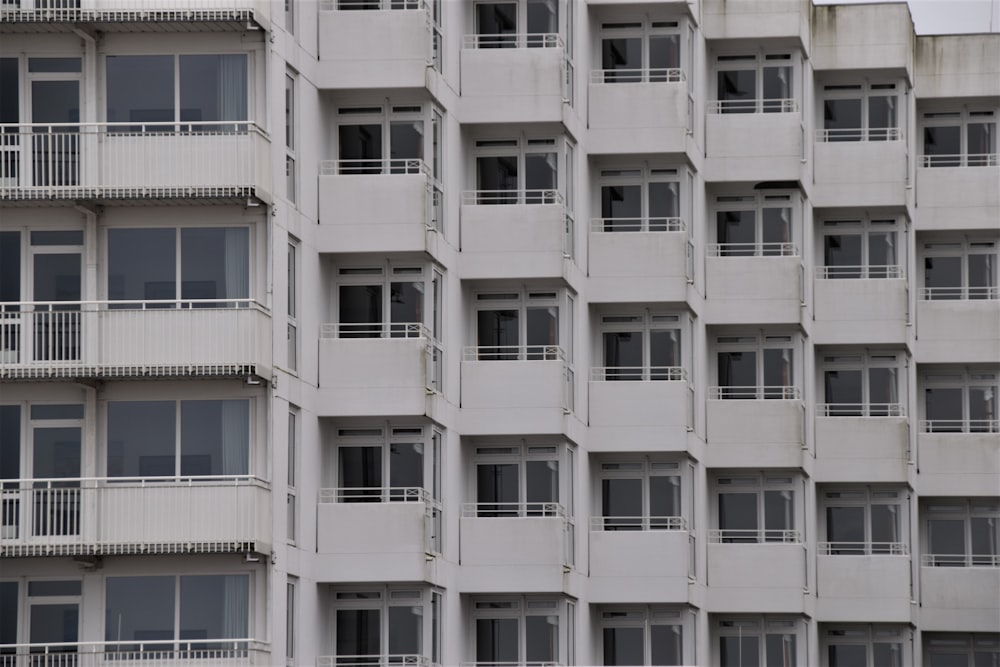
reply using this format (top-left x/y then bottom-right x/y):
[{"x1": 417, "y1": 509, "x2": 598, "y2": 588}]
[
  {"x1": 0, "y1": 121, "x2": 269, "y2": 201},
  {"x1": 463, "y1": 345, "x2": 565, "y2": 362},
  {"x1": 0, "y1": 300, "x2": 270, "y2": 380},
  {"x1": 320, "y1": 322, "x2": 430, "y2": 339},
  {"x1": 462, "y1": 32, "x2": 563, "y2": 49},
  {"x1": 818, "y1": 541, "x2": 909, "y2": 556},
  {"x1": 0, "y1": 476, "x2": 270, "y2": 557},
  {"x1": 0, "y1": 0, "x2": 266, "y2": 22},
  {"x1": 919, "y1": 419, "x2": 1000, "y2": 434},
  {"x1": 921, "y1": 552, "x2": 1000, "y2": 567},
  {"x1": 318, "y1": 486, "x2": 431, "y2": 503},
  {"x1": 590, "y1": 68, "x2": 684, "y2": 84},
  {"x1": 590, "y1": 515, "x2": 687, "y2": 531},
  {"x1": 0, "y1": 640, "x2": 269, "y2": 667},
  {"x1": 707, "y1": 242, "x2": 798, "y2": 257},
  {"x1": 590, "y1": 217, "x2": 685, "y2": 233},
  {"x1": 318, "y1": 656, "x2": 430, "y2": 667},
  {"x1": 320, "y1": 158, "x2": 430, "y2": 176},
  {"x1": 462, "y1": 501, "x2": 566, "y2": 519},
  {"x1": 816, "y1": 265, "x2": 905, "y2": 279},
  {"x1": 319, "y1": 0, "x2": 423, "y2": 9},
  {"x1": 709, "y1": 529, "x2": 801, "y2": 544},
  {"x1": 708, "y1": 386, "x2": 801, "y2": 400},
  {"x1": 462, "y1": 189, "x2": 563, "y2": 205},
  {"x1": 708, "y1": 98, "x2": 798, "y2": 113},
  {"x1": 815, "y1": 127, "x2": 904, "y2": 142},
  {"x1": 591, "y1": 366, "x2": 685, "y2": 382},
  {"x1": 460, "y1": 663, "x2": 562, "y2": 667},
  {"x1": 920, "y1": 285, "x2": 999, "y2": 300},
  {"x1": 921, "y1": 153, "x2": 998, "y2": 167},
  {"x1": 817, "y1": 403, "x2": 905, "y2": 417}
]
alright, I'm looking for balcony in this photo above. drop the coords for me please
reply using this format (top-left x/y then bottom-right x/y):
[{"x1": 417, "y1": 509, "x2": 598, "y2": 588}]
[
  {"x1": 460, "y1": 34, "x2": 568, "y2": 124},
  {"x1": 921, "y1": 558, "x2": 1000, "y2": 632},
  {"x1": 318, "y1": 656, "x2": 431, "y2": 667},
  {"x1": 587, "y1": 218, "x2": 690, "y2": 302},
  {"x1": 0, "y1": 641, "x2": 270, "y2": 666},
  {"x1": 704, "y1": 247, "x2": 803, "y2": 324},
  {"x1": 702, "y1": 0, "x2": 808, "y2": 42},
  {"x1": 317, "y1": 160, "x2": 442, "y2": 256},
  {"x1": 588, "y1": 369, "x2": 692, "y2": 453},
  {"x1": 915, "y1": 160, "x2": 1000, "y2": 231},
  {"x1": 811, "y1": 3, "x2": 913, "y2": 73},
  {"x1": 813, "y1": 130, "x2": 908, "y2": 208},
  {"x1": 587, "y1": 69, "x2": 689, "y2": 155},
  {"x1": 813, "y1": 269, "x2": 909, "y2": 345},
  {"x1": 0, "y1": 0, "x2": 269, "y2": 28},
  {"x1": 316, "y1": 487, "x2": 440, "y2": 582},
  {"x1": 0, "y1": 122, "x2": 271, "y2": 203},
  {"x1": 816, "y1": 543, "x2": 912, "y2": 621},
  {"x1": 704, "y1": 102, "x2": 803, "y2": 182},
  {"x1": 0, "y1": 476, "x2": 271, "y2": 557},
  {"x1": 814, "y1": 407, "x2": 910, "y2": 482},
  {"x1": 0, "y1": 300, "x2": 272, "y2": 381},
  {"x1": 705, "y1": 389, "x2": 805, "y2": 468},
  {"x1": 915, "y1": 289, "x2": 1000, "y2": 363},
  {"x1": 459, "y1": 191, "x2": 572, "y2": 280},
  {"x1": 317, "y1": 323, "x2": 440, "y2": 418},
  {"x1": 706, "y1": 531, "x2": 806, "y2": 612},
  {"x1": 916, "y1": 426, "x2": 1000, "y2": 496},
  {"x1": 460, "y1": 346, "x2": 573, "y2": 435},
  {"x1": 588, "y1": 516, "x2": 692, "y2": 602},
  {"x1": 459, "y1": 502, "x2": 571, "y2": 592},
  {"x1": 318, "y1": 0, "x2": 438, "y2": 89}
]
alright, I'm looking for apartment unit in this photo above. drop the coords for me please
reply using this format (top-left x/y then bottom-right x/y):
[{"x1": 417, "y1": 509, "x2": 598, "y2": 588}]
[{"x1": 0, "y1": 0, "x2": 997, "y2": 665}]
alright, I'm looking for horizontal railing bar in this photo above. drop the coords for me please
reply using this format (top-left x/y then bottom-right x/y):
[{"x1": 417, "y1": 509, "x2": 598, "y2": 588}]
[
  {"x1": 461, "y1": 189, "x2": 564, "y2": 205},
  {"x1": 920, "y1": 153, "x2": 998, "y2": 167},
  {"x1": 462, "y1": 32, "x2": 564, "y2": 49},
  {"x1": 816, "y1": 403, "x2": 906, "y2": 417},
  {"x1": 919, "y1": 419, "x2": 999, "y2": 433},
  {"x1": 708, "y1": 529, "x2": 801, "y2": 543},
  {"x1": 816, "y1": 265, "x2": 905, "y2": 279},
  {"x1": 319, "y1": 0, "x2": 427, "y2": 9},
  {"x1": 589, "y1": 68, "x2": 685, "y2": 83},
  {"x1": 462, "y1": 345, "x2": 566, "y2": 361},
  {"x1": 589, "y1": 515, "x2": 687, "y2": 531},
  {"x1": 0, "y1": 475, "x2": 268, "y2": 486},
  {"x1": 590, "y1": 217, "x2": 685, "y2": 233},
  {"x1": 0, "y1": 298, "x2": 267, "y2": 311},
  {"x1": 921, "y1": 553, "x2": 1000, "y2": 567},
  {"x1": 920, "y1": 285, "x2": 999, "y2": 299},
  {"x1": 461, "y1": 502, "x2": 567, "y2": 518},
  {"x1": 319, "y1": 158, "x2": 430, "y2": 176},
  {"x1": 707, "y1": 386, "x2": 801, "y2": 400},
  {"x1": 0, "y1": 120, "x2": 265, "y2": 132},
  {"x1": 318, "y1": 486, "x2": 430, "y2": 503},
  {"x1": 0, "y1": 639, "x2": 267, "y2": 650},
  {"x1": 706, "y1": 242, "x2": 799, "y2": 257},
  {"x1": 319, "y1": 322, "x2": 429, "y2": 339},
  {"x1": 708, "y1": 98, "x2": 798, "y2": 113},
  {"x1": 818, "y1": 541, "x2": 909, "y2": 555},
  {"x1": 815, "y1": 127, "x2": 904, "y2": 141},
  {"x1": 590, "y1": 366, "x2": 686, "y2": 381}
]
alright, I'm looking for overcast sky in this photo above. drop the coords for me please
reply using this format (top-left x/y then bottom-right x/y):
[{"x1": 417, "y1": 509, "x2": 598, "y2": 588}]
[{"x1": 815, "y1": 0, "x2": 1000, "y2": 34}]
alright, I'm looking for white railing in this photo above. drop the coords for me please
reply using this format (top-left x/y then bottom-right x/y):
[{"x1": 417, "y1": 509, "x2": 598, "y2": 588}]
[
  {"x1": 919, "y1": 419, "x2": 999, "y2": 434},
  {"x1": 460, "y1": 663, "x2": 562, "y2": 667},
  {"x1": 590, "y1": 366, "x2": 685, "y2": 382},
  {"x1": 319, "y1": 0, "x2": 424, "y2": 9},
  {"x1": 708, "y1": 98, "x2": 798, "y2": 113},
  {"x1": 461, "y1": 189, "x2": 563, "y2": 205},
  {"x1": 318, "y1": 486, "x2": 430, "y2": 503},
  {"x1": 706, "y1": 242, "x2": 799, "y2": 257},
  {"x1": 0, "y1": 0, "x2": 267, "y2": 21},
  {"x1": 815, "y1": 127, "x2": 904, "y2": 142},
  {"x1": 0, "y1": 640, "x2": 269, "y2": 667},
  {"x1": 590, "y1": 515, "x2": 687, "y2": 531},
  {"x1": 818, "y1": 541, "x2": 909, "y2": 556},
  {"x1": 708, "y1": 386, "x2": 801, "y2": 400},
  {"x1": 0, "y1": 476, "x2": 270, "y2": 557},
  {"x1": 0, "y1": 300, "x2": 271, "y2": 379},
  {"x1": 590, "y1": 217, "x2": 685, "y2": 233},
  {"x1": 589, "y1": 68, "x2": 684, "y2": 84},
  {"x1": 462, "y1": 32, "x2": 563, "y2": 49},
  {"x1": 921, "y1": 153, "x2": 998, "y2": 167},
  {"x1": 922, "y1": 553, "x2": 1000, "y2": 567},
  {"x1": 816, "y1": 265, "x2": 904, "y2": 279},
  {"x1": 920, "y1": 285, "x2": 999, "y2": 300},
  {"x1": 0, "y1": 121, "x2": 270, "y2": 200},
  {"x1": 318, "y1": 656, "x2": 430, "y2": 667},
  {"x1": 709, "y1": 529, "x2": 801, "y2": 544},
  {"x1": 463, "y1": 345, "x2": 565, "y2": 362},
  {"x1": 461, "y1": 502, "x2": 566, "y2": 518},
  {"x1": 319, "y1": 158, "x2": 429, "y2": 176},
  {"x1": 817, "y1": 403, "x2": 905, "y2": 417},
  {"x1": 320, "y1": 322, "x2": 429, "y2": 339}
]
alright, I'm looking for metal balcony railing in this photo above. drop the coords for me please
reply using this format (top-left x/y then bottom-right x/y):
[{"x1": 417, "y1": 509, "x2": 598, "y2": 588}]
[
  {"x1": 707, "y1": 242, "x2": 799, "y2": 257},
  {"x1": 708, "y1": 98, "x2": 798, "y2": 114},
  {"x1": 460, "y1": 663, "x2": 562, "y2": 667},
  {"x1": 817, "y1": 403, "x2": 905, "y2": 417},
  {"x1": 0, "y1": 121, "x2": 269, "y2": 201},
  {"x1": 319, "y1": 0, "x2": 424, "y2": 9},
  {"x1": 922, "y1": 552, "x2": 1000, "y2": 567},
  {"x1": 920, "y1": 285, "x2": 999, "y2": 300},
  {"x1": 320, "y1": 322, "x2": 429, "y2": 339},
  {"x1": 0, "y1": 476, "x2": 270, "y2": 557},
  {"x1": 590, "y1": 515, "x2": 687, "y2": 531},
  {"x1": 318, "y1": 656, "x2": 431, "y2": 667},
  {"x1": 818, "y1": 541, "x2": 909, "y2": 556},
  {"x1": 461, "y1": 502, "x2": 566, "y2": 519},
  {"x1": 920, "y1": 153, "x2": 998, "y2": 167},
  {"x1": 0, "y1": 300, "x2": 271, "y2": 380},
  {"x1": 815, "y1": 127, "x2": 904, "y2": 142},
  {"x1": 319, "y1": 158, "x2": 430, "y2": 176},
  {"x1": 463, "y1": 345, "x2": 565, "y2": 362},
  {"x1": 709, "y1": 529, "x2": 801, "y2": 544},
  {"x1": 0, "y1": 0, "x2": 266, "y2": 22},
  {"x1": 919, "y1": 419, "x2": 999, "y2": 434},
  {"x1": 708, "y1": 386, "x2": 801, "y2": 400},
  {"x1": 590, "y1": 366, "x2": 685, "y2": 382},
  {"x1": 589, "y1": 68, "x2": 684, "y2": 84},
  {"x1": 462, "y1": 189, "x2": 563, "y2": 206},
  {"x1": 590, "y1": 217, "x2": 685, "y2": 233},
  {"x1": 318, "y1": 486, "x2": 431, "y2": 503},
  {"x1": 0, "y1": 640, "x2": 269, "y2": 666},
  {"x1": 462, "y1": 32, "x2": 563, "y2": 49},
  {"x1": 816, "y1": 265, "x2": 905, "y2": 279}
]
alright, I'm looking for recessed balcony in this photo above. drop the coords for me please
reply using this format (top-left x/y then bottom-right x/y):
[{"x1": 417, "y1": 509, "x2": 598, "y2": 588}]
[
  {"x1": 704, "y1": 248, "x2": 803, "y2": 324},
  {"x1": 915, "y1": 160, "x2": 1000, "y2": 231},
  {"x1": 705, "y1": 389, "x2": 805, "y2": 468},
  {"x1": 588, "y1": 370, "x2": 692, "y2": 453},
  {"x1": 915, "y1": 290, "x2": 1000, "y2": 363},
  {"x1": 916, "y1": 427, "x2": 1000, "y2": 496},
  {"x1": 0, "y1": 0, "x2": 268, "y2": 29},
  {"x1": 317, "y1": 159, "x2": 442, "y2": 256},
  {"x1": 706, "y1": 531, "x2": 807, "y2": 612},
  {"x1": 0, "y1": 300, "x2": 272, "y2": 381},
  {"x1": 816, "y1": 544, "x2": 913, "y2": 621},
  {"x1": 0, "y1": 122, "x2": 271, "y2": 203},
  {"x1": 920, "y1": 559, "x2": 1000, "y2": 632},
  {"x1": 704, "y1": 103, "x2": 803, "y2": 182},
  {"x1": 588, "y1": 516, "x2": 692, "y2": 602},
  {"x1": 813, "y1": 131, "x2": 908, "y2": 207},
  {"x1": 814, "y1": 408, "x2": 910, "y2": 482},
  {"x1": 587, "y1": 69, "x2": 689, "y2": 154},
  {"x1": 0, "y1": 642, "x2": 270, "y2": 667},
  {"x1": 0, "y1": 476, "x2": 271, "y2": 557},
  {"x1": 588, "y1": 218, "x2": 691, "y2": 302},
  {"x1": 813, "y1": 269, "x2": 909, "y2": 345}
]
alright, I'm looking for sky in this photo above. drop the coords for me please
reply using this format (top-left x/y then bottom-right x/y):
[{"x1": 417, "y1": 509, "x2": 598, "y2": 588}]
[{"x1": 815, "y1": 0, "x2": 1000, "y2": 34}]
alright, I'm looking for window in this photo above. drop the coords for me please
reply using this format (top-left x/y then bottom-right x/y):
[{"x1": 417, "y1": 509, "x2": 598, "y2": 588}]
[
  {"x1": 820, "y1": 351, "x2": 905, "y2": 417},
  {"x1": 713, "y1": 474, "x2": 798, "y2": 544},
  {"x1": 472, "y1": 136, "x2": 569, "y2": 205},
  {"x1": 922, "y1": 368, "x2": 998, "y2": 433},
  {"x1": 820, "y1": 487, "x2": 908, "y2": 555},
  {"x1": 924, "y1": 499, "x2": 999, "y2": 567},
  {"x1": 285, "y1": 72, "x2": 297, "y2": 204},
  {"x1": 287, "y1": 408, "x2": 298, "y2": 543},
  {"x1": 924, "y1": 633, "x2": 1000, "y2": 667},
  {"x1": 597, "y1": 460, "x2": 684, "y2": 531},
  {"x1": 597, "y1": 313, "x2": 683, "y2": 381},
  {"x1": 336, "y1": 104, "x2": 440, "y2": 176},
  {"x1": 471, "y1": 597, "x2": 565, "y2": 665},
  {"x1": 286, "y1": 578, "x2": 297, "y2": 667},
  {"x1": 596, "y1": 167, "x2": 685, "y2": 232},
  {"x1": 820, "y1": 218, "x2": 903, "y2": 279},
  {"x1": 287, "y1": 239, "x2": 298, "y2": 371},
  {"x1": 473, "y1": 290, "x2": 565, "y2": 360},
  {"x1": 711, "y1": 192, "x2": 797, "y2": 257},
  {"x1": 713, "y1": 51, "x2": 795, "y2": 113},
  {"x1": 822, "y1": 624, "x2": 908, "y2": 667},
  {"x1": 921, "y1": 108, "x2": 997, "y2": 166},
  {"x1": 332, "y1": 264, "x2": 436, "y2": 339},
  {"x1": 333, "y1": 425, "x2": 440, "y2": 503},
  {"x1": 716, "y1": 616, "x2": 801, "y2": 667},
  {"x1": 821, "y1": 82, "x2": 901, "y2": 141},
  {"x1": 106, "y1": 399, "x2": 251, "y2": 477},
  {"x1": 597, "y1": 20, "x2": 681, "y2": 83},
  {"x1": 106, "y1": 54, "x2": 248, "y2": 129},
  {"x1": 331, "y1": 587, "x2": 440, "y2": 665},
  {"x1": 472, "y1": 0, "x2": 559, "y2": 48},
  {"x1": 712, "y1": 334, "x2": 797, "y2": 399},
  {"x1": 921, "y1": 239, "x2": 997, "y2": 300},
  {"x1": 105, "y1": 574, "x2": 249, "y2": 653},
  {"x1": 472, "y1": 442, "x2": 572, "y2": 518},
  {"x1": 600, "y1": 607, "x2": 688, "y2": 666},
  {"x1": 107, "y1": 227, "x2": 249, "y2": 306}
]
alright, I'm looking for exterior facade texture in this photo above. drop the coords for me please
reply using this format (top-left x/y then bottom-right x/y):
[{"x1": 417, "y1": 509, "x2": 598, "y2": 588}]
[{"x1": 1, "y1": 0, "x2": 998, "y2": 665}]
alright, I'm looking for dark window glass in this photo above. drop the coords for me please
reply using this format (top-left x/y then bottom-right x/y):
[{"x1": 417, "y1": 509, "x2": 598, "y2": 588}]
[
  {"x1": 340, "y1": 446, "x2": 382, "y2": 502},
  {"x1": 719, "y1": 492, "x2": 758, "y2": 542},
  {"x1": 927, "y1": 518, "x2": 965, "y2": 566},
  {"x1": 650, "y1": 330, "x2": 680, "y2": 372},
  {"x1": 526, "y1": 459, "x2": 557, "y2": 514},
  {"x1": 602, "y1": 478, "x2": 642, "y2": 529},
  {"x1": 649, "y1": 182, "x2": 679, "y2": 226},
  {"x1": 179, "y1": 575, "x2": 248, "y2": 645},
  {"x1": 601, "y1": 185, "x2": 641, "y2": 229},
  {"x1": 717, "y1": 210, "x2": 755, "y2": 256},
  {"x1": 603, "y1": 626, "x2": 643, "y2": 665},
  {"x1": 476, "y1": 2, "x2": 517, "y2": 48},
  {"x1": 0, "y1": 582, "x2": 17, "y2": 646},
  {"x1": 107, "y1": 401, "x2": 176, "y2": 477},
  {"x1": 108, "y1": 229, "x2": 176, "y2": 303},
  {"x1": 476, "y1": 618, "x2": 518, "y2": 661},
  {"x1": 339, "y1": 285, "x2": 383, "y2": 338},
  {"x1": 721, "y1": 636, "x2": 760, "y2": 667},
  {"x1": 477, "y1": 309, "x2": 519, "y2": 359},
  {"x1": 717, "y1": 70, "x2": 756, "y2": 113},
  {"x1": 106, "y1": 56, "x2": 174, "y2": 126},
  {"x1": 179, "y1": 55, "x2": 247, "y2": 126},
  {"x1": 0, "y1": 232, "x2": 19, "y2": 302},
  {"x1": 390, "y1": 281, "x2": 422, "y2": 335},
  {"x1": 824, "y1": 234, "x2": 863, "y2": 278},
  {"x1": 764, "y1": 490, "x2": 793, "y2": 539},
  {"x1": 387, "y1": 606, "x2": 422, "y2": 655},
  {"x1": 925, "y1": 387, "x2": 963, "y2": 431},
  {"x1": 526, "y1": 306, "x2": 558, "y2": 359},
  {"x1": 824, "y1": 98, "x2": 862, "y2": 141},
  {"x1": 718, "y1": 351, "x2": 756, "y2": 399},
  {"x1": 180, "y1": 228, "x2": 249, "y2": 304},
  {"x1": 868, "y1": 96, "x2": 898, "y2": 140},
  {"x1": 649, "y1": 35, "x2": 680, "y2": 77},
  {"x1": 762, "y1": 66, "x2": 791, "y2": 112},
  {"x1": 180, "y1": 400, "x2": 249, "y2": 476},
  {"x1": 389, "y1": 121, "x2": 423, "y2": 169},
  {"x1": 0, "y1": 406, "x2": 19, "y2": 485},
  {"x1": 28, "y1": 58, "x2": 81, "y2": 73},
  {"x1": 339, "y1": 124, "x2": 383, "y2": 173},
  {"x1": 477, "y1": 155, "x2": 518, "y2": 204},
  {"x1": 389, "y1": 442, "x2": 423, "y2": 496},
  {"x1": 602, "y1": 38, "x2": 641, "y2": 82},
  {"x1": 827, "y1": 506, "x2": 865, "y2": 554},
  {"x1": 603, "y1": 331, "x2": 642, "y2": 380},
  {"x1": 924, "y1": 126, "x2": 961, "y2": 166},
  {"x1": 0, "y1": 58, "x2": 18, "y2": 124},
  {"x1": 766, "y1": 634, "x2": 796, "y2": 667},
  {"x1": 525, "y1": 153, "x2": 557, "y2": 203},
  {"x1": 824, "y1": 370, "x2": 863, "y2": 415},
  {"x1": 924, "y1": 256, "x2": 962, "y2": 299},
  {"x1": 525, "y1": 615, "x2": 558, "y2": 663},
  {"x1": 477, "y1": 463, "x2": 518, "y2": 516},
  {"x1": 105, "y1": 576, "x2": 175, "y2": 645},
  {"x1": 651, "y1": 624, "x2": 682, "y2": 665}
]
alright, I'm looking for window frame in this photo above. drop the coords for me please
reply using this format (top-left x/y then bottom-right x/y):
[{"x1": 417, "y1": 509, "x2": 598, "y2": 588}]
[
  {"x1": 330, "y1": 262, "x2": 438, "y2": 339},
  {"x1": 595, "y1": 312, "x2": 685, "y2": 382},
  {"x1": 594, "y1": 165, "x2": 689, "y2": 233},
  {"x1": 470, "y1": 135, "x2": 572, "y2": 206},
  {"x1": 468, "y1": 440, "x2": 573, "y2": 520},
  {"x1": 819, "y1": 486, "x2": 910, "y2": 556},
  {"x1": 710, "y1": 191, "x2": 799, "y2": 257},
  {"x1": 818, "y1": 350, "x2": 907, "y2": 417},
  {"x1": 922, "y1": 498, "x2": 1000, "y2": 567},
  {"x1": 920, "y1": 106, "x2": 998, "y2": 167},
  {"x1": 599, "y1": 605, "x2": 692, "y2": 666},
  {"x1": 923, "y1": 633, "x2": 1000, "y2": 666},
  {"x1": 920, "y1": 367, "x2": 998, "y2": 433},
  {"x1": 711, "y1": 332, "x2": 799, "y2": 400},
  {"x1": 331, "y1": 424, "x2": 441, "y2": 504},
  {"x1": 468, "y1": 596, "x2": 569, "y2": 666},
  {"x1": 819, "y1": 80, "x2": 903, "y2": 142},
  {"x1": 711, "y1": 473, "x2": 800, "y2": 544},
  {"x1": 714, "y1": 615, "x2": 804, "y2": 667},
  {"x1": 818, "y1": 216, "x2": 906, "y2": 280},
  {"x1": 920, "y1": 238, "x2": 998, "y2": 301},
  {"x1": 471, "y1": 288, "x2": 569, "y2": 361},
  {"x1": 470, "y1": 0, "x2": 563, "y2": 49},
  {"x1": 595, "y1": 18, "x2": 684, "y2": 84},
  {"x1": 821, "y1": 624, "x2": 909, "y2": 667},
  {"x1": 594, "y1": 459, "x2": 686, "y2": 531},
  {"x1": 334, "y1": 103, "x2": 442, "y2": 177},
  {"x1": 329, "y1": 586, "x2": 442, "y2": 664},
  {"x1": 711, "y1": 50, "x2": 798, "y2": 114}
]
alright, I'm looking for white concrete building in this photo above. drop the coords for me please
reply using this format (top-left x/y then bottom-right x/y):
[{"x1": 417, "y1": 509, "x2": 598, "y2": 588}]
[{"x1": 0, "y1": 0, "x2": 997, "y2": 665}]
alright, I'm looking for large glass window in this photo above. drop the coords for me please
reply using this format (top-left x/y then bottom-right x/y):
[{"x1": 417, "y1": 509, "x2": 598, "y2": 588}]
[
  {"x1": 820, "y1": 218, "x2": 903, "y2": 279},
  {"x1": 821, "y1": 487, "x2": 907, "y2": 556},
  {"x1": 600, "y1": 607, "x2": 687, "y2": 666},
  {"x1": 597, "y1": 167, "x2": 684, "y2": 232},
  {"x1": 821, "y1": 82, "x2": 901, "y2": 142},
  {"x1": 474, "y1": 290, "x2": 563, "y2": 360},
  {"x1": 598, "y1": 20, "x2": 681, "y2": 83},
  {"x1": 332, "y1": 588, "x2": 439, "y2": 665},
  {"x1": 820, "y1": 351, "x2": 905, "y2": 417},
  {"x1": 473, "y1": 137, "x2": 567, "y2": 205},
  {"x1": 714, "y1": 474, "x2": 798, "y2": 544},
  {"x1": 473, "y1": 442, "x2": 570, "y2": 518},
  {"x1": 921, "y1": 108, "x2": 997, "y2": 167},
  {"x1": 823, "y1": 625, "x2": 907, "y2": 667},
  {"x1": 336, "y1": 104, "x2": 438, "y2": 175},
  {"x1": 714, "y1": 52, "x2": 794, "y2": 114},
  {"x1": 332, "y1": 425, "x2": 440, "y2": 503},
  {"x1": 713, "y1": 334, "x2": 796, "y2": 400},
  {"x1": 921, "y1": 239, "x2": 997, "y2": 300},
  {"x1": 598, "y1": 313, "x2": 682, "y2": 381},
  {"x1": 712, "y1": 192, "x2": 796, "y2": 257},
  {"x1": 333, "y1": 264, "x2": 436, "y2": 339},
  {"x1": 472, "y1": 597, "x2": 565, "y2": 665},
  {"x1": 924, "y1": 499, "x2": 999, "y2": 567},
  {"x1": 716, "y1": 616, "x2": 801, "y2": 667},
  {"x1": 473, "y1": 0, "x2": 559, "y2": 48},
  {"x1": 921, "y1": 368, "x2": 998, "y2": 433},
  {"x1": 924, "y1": 633, "x2": 1000, "y2": 667},
  {"x1": 597, "y1": 460, "x2": 683, "y2": 531}
]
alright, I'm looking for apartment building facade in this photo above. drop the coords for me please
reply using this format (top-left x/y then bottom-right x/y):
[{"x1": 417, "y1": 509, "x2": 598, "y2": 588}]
[{"x1": 0, "y1": 0, "x2": 997, "y2": 665}]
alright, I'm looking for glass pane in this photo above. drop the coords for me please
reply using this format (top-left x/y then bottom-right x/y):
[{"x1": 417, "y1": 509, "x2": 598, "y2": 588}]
[
  {"x1": 872, "y1": 642, "x2": 902, "y2": 667},
  {"x1": 340, "y1": 447, "x2": 382, "y2": 501},
  {"x1": 526, "y1": 307, "x2": 558, "y2": 359},
  {"x1": 107, "y1": 401, "x2": 176, "y2": 477},
  {"x1": 339, "y1": 285, "x2": 383, "y2": 338},
  {"x1": 650, "y1": 329, "x2": 680, "y2": 374},
  {"x1": 389, "y1": 442, "x2": 423, "y2": 497},
  {"x1": 32, "y1": 427, "x2": 80, "y2": 479},
  {"x1": 762, "y1": 66, "x2": 792, "y2": 112},
  {"x1": 869, "y1": 367, "x2": 898, "y2": 414},
  {"x1": 969, "y1": 387, "x2": 997, "y2": 431},
  {"x1": 389, "y1": 120, "x2": 423, "y2": 169},
  {"x1": 651, "y1": 624, "x2": 683, "y2": 666},
  {"x1": 871, "y1": 504, "x2": 900, "y2": 551},
  {"x1": 824, "y1": 98, "x2": 862, "y2": 141},
  {"x1": 0, "y1": 58, "x2": 19, "y2": 124},
  {"x1": 968, "y1": 253, "x2": 996, "y2": 299},
  {"x1": 339, "y1": 124, "x2": 383, "y2": 173},
  {"x1": 1, "y1": 406, "x2": 21, "y2": 485},
  {"x1": 387, "y1": 605, "x2": 422, "y2": 656},
  {"x1": 927, "y1": 518, "x2": 965, "y2": 565},
  {"x1": 649, "y1": 181, "x2": 680, "y2": 228},
  {"x1": 477, "y1": 463, "x2": 519, "y2": 516},
  {"x1": 180, "y1": 400, "x2": 248, "y2": 476},
  {"x1": 825, "y1": 234, "x2": 862, "y2": 278},
  {"x1": 179, "y1": 54, "x2": 247, "y2": 125},
  {"x1": 603, "y1": 331, "x2": 642, "y2": 380},
  {"x1": 31, "y1": 80, "x2": 79, "y2": 125},
  {"x1": 603, "y1": 626, "x2": 643, "y2": 666},
  {"x1": 971, "y1": 517, "x2": 999, "y2": 564},
  {"x1": 968, "y1": 122, "x2": 997, "y2": 164},
  {"x1": 526, "y1": 0, "x2": 557, "y2": 41},
  {"x1": 924, "y1": 125, "x2": 961, "y2": 166},
  {"x1": 826, "y1": 506, "x2": 865, "y2": 554},
  {"x1": 181, "y1": 228, "x2": 249, "y2": 303},
  {"x1": 337, "y1": 609, "x2": 380, "y2": 660},
  {"x1": 650, "y1": 475, "x2": 681, "y2": 526},
  {"x1": 390, "y1": 281, "x2": 423, "y2": 335},
  {"x1": 602, "y1": 38, "x2": 641, "y2": 81},
  {"x1": 106, "y1": 55, "x2": 174, "y2": 126},
  {"x1": 716, "y1": 210, "x2": 755, "y2": 256},
  {"x1": 105, "y1": 576, "x2": 175, "y2": 645},
  {"x1": 476, "y1": 618, "x2": 518, "y2": 662},
  {"x1": 33, "y1": 253, "x2": 80, "y2": 302},
  {"x1": 766, "y1": 633, "x2": 796, "y2": 667},
  {"x1": 602, "y1": 478, "x2": 642, "y2": 529},
  {"x1": 477, "y1": 309, "x2": 519, "y2": 359},
  {"x1": 824, "y1": 370, "x2": 863, "y2": 414},
  {"x1": 763, "y1": 348, "x2": 793, "y2": 398},
  {"x1": 721, "y1": 636, "x2": 760, "y2": 667},
  {"x1": 719, "y1": 492, "x2": 758, "y2": 541},
  {"x1": 476, "y1": 3, "x2": 516, "y2": 48},
  {"x1": 718, "y1": 351, "x2": 757, "y2": 399},
  {"x1": 108, "y1": 229, "x2": 176, "y2": 303},
  {"x1": 868, "y1": 233, "x2": 896, "y2": 277},
  {"x1": 0, "y1": 582, "x2": 16, "y2": 646},
  {"x1": 601, "y1": 185, "x2": 641, "y2": 225},
  {"x1": 525, "y1": 152, "x2": 557, "y2": 203},
  {"x1": 717, "y1": 70, "x2": 756, "y2": 113},
  {"x1": 477, "y1": 155, "x2": 518, "y2": 203},
  {"x1": 761, "y1": 208, "x2": 790, "y2": 256},
  {"x1": 526, "y1": 460, "x2": 558, "y2": 514},
  {"x1": 829, "y1": 644, "x2": 866, "y2": 667},
  {"x1": 30, "y1": 604, "x2": 78, "y2": 644},
  {"x1": 869, "y1": 95, "x2": 898, "y2": 140},
  {"x1": 0, "y1": 232, "x2": 20, "y2": 302},
  {"x1": 924, "y1": 256, "x2": 962, "y2": 299},
  {"x1": 525, "y1": 615, "x2": 558, "y2": 663},
  {"x1": 764, "y1": 490, "x2": 794, "y2": 539},
  {"x1": 925, "y1": 387, "x2": 963, "y2": 431},
  {"x1": 649, "y1": 35, "x2": 680, "y2": 76}
]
